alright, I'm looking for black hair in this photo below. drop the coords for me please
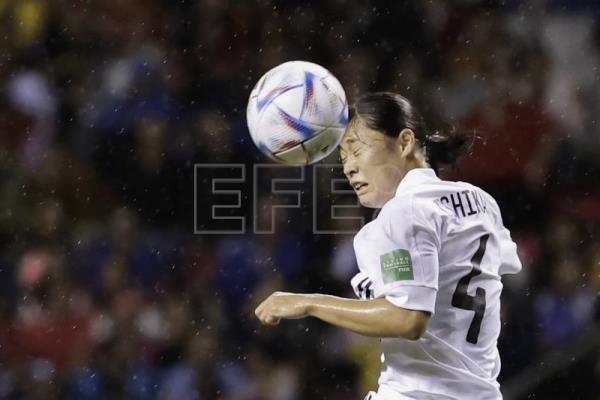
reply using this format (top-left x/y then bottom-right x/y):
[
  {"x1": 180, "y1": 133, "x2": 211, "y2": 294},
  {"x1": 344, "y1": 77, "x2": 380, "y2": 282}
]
[{"x1": 350, "y1": 92, "x2": 473, "y2": 173}]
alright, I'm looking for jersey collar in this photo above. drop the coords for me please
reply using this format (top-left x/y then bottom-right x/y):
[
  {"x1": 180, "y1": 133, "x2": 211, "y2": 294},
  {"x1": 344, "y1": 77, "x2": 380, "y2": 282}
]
[{"x1": 395, "y1": 168, "x2": 439, "y2": 197}]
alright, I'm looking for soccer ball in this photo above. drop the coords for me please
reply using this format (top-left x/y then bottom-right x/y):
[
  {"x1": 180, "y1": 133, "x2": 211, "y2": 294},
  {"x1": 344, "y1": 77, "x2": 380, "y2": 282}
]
[{"x1": 246, "y1": 61, "x2": 348, "y2": 165}]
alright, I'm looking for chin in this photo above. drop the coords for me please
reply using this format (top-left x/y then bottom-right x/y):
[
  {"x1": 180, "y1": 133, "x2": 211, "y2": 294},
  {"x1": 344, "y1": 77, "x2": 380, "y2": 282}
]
[
  {"x1": 358, "y1": 191, "x2": 391, "y2": 208},
  {"x1": 358, "y1": 194, "x2": 381, "y2": 209}
]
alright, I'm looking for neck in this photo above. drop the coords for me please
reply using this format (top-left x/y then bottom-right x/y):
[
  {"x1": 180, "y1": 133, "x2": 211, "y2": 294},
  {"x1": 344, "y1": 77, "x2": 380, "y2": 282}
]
[
  {"x1": 384, "y1": 159, "x2": 426, "y2": 203},
  {"x1": 397, "y1": 158, "x2": 426, "y2": 186},
  {"x1": 403, "y1": 157, "x2": 427, "y2": 176}
]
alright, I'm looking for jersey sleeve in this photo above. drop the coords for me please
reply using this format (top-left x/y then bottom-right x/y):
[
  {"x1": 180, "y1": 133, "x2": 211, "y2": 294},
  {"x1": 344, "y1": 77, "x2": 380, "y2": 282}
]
[{"x1": 373, "y1": 197, "x2": 441, "y2": 313}]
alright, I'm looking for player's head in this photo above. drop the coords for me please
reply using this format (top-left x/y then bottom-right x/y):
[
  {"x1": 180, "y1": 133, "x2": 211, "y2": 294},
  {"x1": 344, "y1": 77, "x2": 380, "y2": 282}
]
[{"x1": 339, "y1": 92, "x2": 471, "y2": 208}]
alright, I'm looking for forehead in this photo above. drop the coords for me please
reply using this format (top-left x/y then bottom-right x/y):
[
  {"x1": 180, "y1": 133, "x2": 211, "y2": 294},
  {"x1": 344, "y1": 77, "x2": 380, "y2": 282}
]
[{"x1": 339, "y1": 118, "x2": 383, "y2": 151}]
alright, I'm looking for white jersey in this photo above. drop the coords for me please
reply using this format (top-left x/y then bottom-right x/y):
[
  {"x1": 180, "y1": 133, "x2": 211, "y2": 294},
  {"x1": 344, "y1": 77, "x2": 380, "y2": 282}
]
[{"x1": 350, "y1": 168, "x2": 521, "y2": 400}]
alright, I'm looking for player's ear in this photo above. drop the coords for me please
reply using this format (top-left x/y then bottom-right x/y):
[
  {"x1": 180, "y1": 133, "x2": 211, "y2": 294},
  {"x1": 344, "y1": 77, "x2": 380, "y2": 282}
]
[{"x1": 397, "y1": 128, "x2": 416, "y2": 157}]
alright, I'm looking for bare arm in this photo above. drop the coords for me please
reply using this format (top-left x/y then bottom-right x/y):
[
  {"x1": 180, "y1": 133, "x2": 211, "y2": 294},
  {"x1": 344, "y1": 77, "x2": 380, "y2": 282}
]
[{"x1": 255, "y1": 292, "x2": 430, "y2": 340}]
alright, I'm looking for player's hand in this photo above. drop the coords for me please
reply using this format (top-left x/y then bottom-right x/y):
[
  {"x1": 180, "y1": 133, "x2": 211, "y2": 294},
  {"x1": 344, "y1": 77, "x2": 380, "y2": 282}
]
[{"x1": 255, "y1": 291, "x2": 310, "y2": 325}]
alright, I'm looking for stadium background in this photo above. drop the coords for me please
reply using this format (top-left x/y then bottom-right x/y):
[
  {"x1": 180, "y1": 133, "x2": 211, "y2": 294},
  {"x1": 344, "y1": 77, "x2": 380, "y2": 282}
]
[{"x1": 0, "y1": 0, "x2": 599, "y2": 399}]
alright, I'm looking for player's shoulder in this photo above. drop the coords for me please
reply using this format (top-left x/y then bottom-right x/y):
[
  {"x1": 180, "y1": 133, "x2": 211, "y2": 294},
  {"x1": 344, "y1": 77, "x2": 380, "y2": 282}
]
[
  {"x1": 382, "y1": 176, "x2": 455, "y2": 219},
  {"x1": 379, "y1": 191, "x2": 441, "y2": 235}
]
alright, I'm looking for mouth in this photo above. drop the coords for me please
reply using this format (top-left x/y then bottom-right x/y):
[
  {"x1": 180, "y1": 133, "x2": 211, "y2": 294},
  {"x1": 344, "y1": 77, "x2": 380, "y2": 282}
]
[{"x1": 352, "y1": 182, "x2": 369, "y2": 196}]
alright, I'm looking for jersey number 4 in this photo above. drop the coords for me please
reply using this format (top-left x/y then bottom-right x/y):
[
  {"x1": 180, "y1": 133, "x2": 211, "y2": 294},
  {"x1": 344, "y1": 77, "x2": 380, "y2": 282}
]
[{"x1": 451, "y1": 234, "x2": 489, "y2": 344}]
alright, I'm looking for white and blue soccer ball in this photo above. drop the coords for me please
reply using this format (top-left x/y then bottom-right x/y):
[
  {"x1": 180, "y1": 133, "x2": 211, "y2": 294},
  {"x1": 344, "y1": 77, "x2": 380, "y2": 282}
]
[{"x1": 246, "y1": 61, "x2": 348, "y2": 165}]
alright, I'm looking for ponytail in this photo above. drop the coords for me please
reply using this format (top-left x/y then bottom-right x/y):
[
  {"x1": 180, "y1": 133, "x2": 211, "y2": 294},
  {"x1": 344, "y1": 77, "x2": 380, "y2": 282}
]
[{"x1": 423, "y1": 126, "x2": 474, "y2": 172}]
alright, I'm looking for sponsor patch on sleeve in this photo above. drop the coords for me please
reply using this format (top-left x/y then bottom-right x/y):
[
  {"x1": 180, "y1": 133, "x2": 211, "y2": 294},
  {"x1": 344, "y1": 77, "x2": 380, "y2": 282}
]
[{"x1": 380, "y1": 249, "x2": 414, "y2": 283}]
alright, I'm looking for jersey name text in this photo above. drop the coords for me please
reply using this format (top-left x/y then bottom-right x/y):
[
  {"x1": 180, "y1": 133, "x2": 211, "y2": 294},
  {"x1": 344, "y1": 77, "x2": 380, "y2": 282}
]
[{"x1": 438, "y1": 190, "x2": 488, "y2": 218}]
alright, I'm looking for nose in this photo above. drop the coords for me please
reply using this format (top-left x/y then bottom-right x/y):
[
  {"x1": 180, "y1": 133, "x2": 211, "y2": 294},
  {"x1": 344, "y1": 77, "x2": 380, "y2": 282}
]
[{"x1": 343, "y1": 157, "x2": 358, "y2": 178}]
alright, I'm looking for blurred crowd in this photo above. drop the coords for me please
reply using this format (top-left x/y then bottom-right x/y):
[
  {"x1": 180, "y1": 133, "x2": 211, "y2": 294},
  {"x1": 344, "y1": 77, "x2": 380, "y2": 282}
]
[{"x1": 0, "y1": 0, "x2": 599, "y2": 399}]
